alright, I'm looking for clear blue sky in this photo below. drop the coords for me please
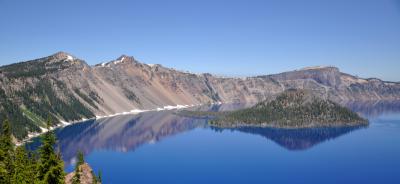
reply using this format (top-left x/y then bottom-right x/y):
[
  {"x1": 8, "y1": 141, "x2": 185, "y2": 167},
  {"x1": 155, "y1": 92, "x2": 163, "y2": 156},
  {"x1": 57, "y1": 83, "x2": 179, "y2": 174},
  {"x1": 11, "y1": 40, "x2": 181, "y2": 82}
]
[{"x1": 1, "y1": 0, "x2": 399, "y2": 81}]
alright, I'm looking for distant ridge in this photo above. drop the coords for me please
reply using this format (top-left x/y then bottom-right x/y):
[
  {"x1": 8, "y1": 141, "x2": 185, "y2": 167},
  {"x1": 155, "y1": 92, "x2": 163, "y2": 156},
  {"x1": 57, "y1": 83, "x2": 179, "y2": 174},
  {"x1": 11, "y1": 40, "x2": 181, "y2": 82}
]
[
  {"x1": 299, "y1": 65, "x2": 336, "y2": 71},
  {"x1": 0, "y1": 52, "x2": 399, "y2": 140}
]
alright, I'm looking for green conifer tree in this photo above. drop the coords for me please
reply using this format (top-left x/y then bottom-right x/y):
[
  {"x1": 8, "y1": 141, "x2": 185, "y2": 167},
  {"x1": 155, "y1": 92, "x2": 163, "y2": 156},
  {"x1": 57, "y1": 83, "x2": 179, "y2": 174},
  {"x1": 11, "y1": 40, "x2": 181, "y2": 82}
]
[
  {"x1": 76, "y1": 151, "x2": 84, "y2": 167},
  {"x1": 96, "y1": 170, "x2": 102, "y2": 184},
  {"x1": 13, "y1": 146, "x2": 37, "y2": 184},
  {"x1": 0, "y1": 119, "x2": 14, "y2": 183},
  {"x1": 37, "y1": 118, "x2": 65, "y2": 184}
]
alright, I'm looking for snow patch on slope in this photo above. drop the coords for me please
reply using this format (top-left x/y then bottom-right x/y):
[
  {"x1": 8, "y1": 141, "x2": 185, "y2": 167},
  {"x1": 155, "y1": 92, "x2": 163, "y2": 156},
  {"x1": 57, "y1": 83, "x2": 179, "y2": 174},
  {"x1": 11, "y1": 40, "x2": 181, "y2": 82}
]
[
  {"x1": 95, "y1": 104, "x2": 199, "y2": 120},
  {"x1": 66, "y1": 55, "x2": 74, "y2": 61},
  {"x1": 20, "y1": 102, "x2": 210, "y2": 145},
  {"x1": 113, "y1": 57, "x2": 125, "y2": 65}
]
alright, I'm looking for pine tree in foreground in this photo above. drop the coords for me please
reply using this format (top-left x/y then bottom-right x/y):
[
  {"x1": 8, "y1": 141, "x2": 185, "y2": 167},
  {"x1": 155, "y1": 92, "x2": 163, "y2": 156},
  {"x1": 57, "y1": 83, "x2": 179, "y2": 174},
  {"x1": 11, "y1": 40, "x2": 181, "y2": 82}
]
[
  {"x1": 13, "y1": 146, "x2": 37, "y2": 184},
  {"x1": 0, "y1": 118, "x2": 102, "y2": 184},
  {"x1": 37, "y1": 118, "x2": 65, "y2": 184},
  {"x1": 0, "y1": 119, "x2": 14, "y2": 183}
]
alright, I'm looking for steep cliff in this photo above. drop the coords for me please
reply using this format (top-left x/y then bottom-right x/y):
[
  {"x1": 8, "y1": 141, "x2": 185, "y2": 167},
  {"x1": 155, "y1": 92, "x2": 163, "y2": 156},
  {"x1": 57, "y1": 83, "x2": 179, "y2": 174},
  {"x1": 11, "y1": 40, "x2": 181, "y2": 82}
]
[{"x1": 0, "y1": 52, "x2": 399, "y2": 139}]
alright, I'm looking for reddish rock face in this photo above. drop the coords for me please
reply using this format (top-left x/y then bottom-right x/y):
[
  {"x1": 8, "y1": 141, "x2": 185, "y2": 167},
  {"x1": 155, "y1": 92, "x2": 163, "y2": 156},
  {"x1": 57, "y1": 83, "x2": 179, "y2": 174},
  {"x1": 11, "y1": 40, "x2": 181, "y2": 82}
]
[
  {"x1": 1, "y1": 52, "x2": 400, "y2": 140},
  {"x1": 65, "y1": 163, "x2": 100, "y2": 184}
]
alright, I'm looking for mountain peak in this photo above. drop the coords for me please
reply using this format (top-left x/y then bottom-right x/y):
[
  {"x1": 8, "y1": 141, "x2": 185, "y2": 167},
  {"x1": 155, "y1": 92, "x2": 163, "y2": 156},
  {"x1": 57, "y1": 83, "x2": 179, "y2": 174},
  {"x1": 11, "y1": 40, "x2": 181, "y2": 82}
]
[
  {"x1": 111, "y1": 55, "x2": 135, "y2": 65},
  {"x1": 51, "y1": 51, "x2": 76, "y2": 62},
  {"x1": 116, "y1": 55, "x2": 135, "y2": 62},
  {"x1": 95, "y1": 55, "x2": 136, "y2": 67},
  {"x1": 53, "y1": 51, "x2": 69, "y2": 56},
  {"x1": 117, "y1": 54, "x2": 129, "y2": 59},
  {"x1": 46, "y1": 52, "x2": 89, "y2": 70}
]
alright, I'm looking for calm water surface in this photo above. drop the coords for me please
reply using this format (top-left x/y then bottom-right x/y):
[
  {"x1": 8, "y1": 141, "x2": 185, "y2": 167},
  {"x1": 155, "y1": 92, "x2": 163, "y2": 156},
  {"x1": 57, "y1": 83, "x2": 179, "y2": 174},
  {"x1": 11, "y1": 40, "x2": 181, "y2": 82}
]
[{"x1": 27, "y1": 102, "x2": 400, "y2": 184}]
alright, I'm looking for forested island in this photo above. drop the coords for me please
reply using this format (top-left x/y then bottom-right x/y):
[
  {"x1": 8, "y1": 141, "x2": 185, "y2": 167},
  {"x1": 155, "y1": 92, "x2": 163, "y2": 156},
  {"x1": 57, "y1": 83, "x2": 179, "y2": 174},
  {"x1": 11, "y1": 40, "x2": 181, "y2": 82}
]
[{"x1": 179, "y1": 89, "x2": 368, "y2": 128}]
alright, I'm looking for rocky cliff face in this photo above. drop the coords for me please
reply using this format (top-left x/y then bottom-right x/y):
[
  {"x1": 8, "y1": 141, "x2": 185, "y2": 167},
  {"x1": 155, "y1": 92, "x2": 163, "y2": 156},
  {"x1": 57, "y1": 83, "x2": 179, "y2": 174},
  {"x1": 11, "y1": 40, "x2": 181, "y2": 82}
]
[
  {"x1": 65, "y1": 163, "x2": 99, "y2": 184},
  {"x1": 1, "y1": 52, "x2": 399, "y2": 139},
  {"x1": 264, "y1": 66, "x2": 400, "y2": 102}
]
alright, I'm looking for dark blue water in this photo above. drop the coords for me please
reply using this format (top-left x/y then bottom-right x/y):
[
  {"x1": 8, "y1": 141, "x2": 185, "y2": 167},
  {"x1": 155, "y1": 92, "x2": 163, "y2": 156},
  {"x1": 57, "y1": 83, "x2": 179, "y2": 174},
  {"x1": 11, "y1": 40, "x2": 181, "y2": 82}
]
[{"x1": 26, "y1": 102, "x2": 400, "y2": 184}]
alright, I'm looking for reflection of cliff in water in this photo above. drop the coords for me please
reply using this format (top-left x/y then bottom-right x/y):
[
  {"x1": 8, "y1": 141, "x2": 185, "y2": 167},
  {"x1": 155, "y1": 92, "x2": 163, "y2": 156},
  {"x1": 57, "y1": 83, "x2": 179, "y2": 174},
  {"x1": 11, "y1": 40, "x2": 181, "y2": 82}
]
[
  {"x1": 211, "y1": 125, "x2": 367, "y2": 151},
  {"x1": 345, "y1": 100, "x2": 400, "y2": 118},
  {"x1": 24, "y1": 101, "x2": 397, "y2": 166},
  {"x1": 27, "y1": 111, "x2": 207, "y2": 167}
]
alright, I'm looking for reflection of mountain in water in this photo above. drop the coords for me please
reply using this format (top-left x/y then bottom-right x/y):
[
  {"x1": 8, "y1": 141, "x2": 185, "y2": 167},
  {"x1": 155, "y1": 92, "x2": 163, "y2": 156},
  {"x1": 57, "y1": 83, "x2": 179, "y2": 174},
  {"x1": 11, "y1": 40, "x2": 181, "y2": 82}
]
[
  {"x1": 345, "y1": 100, "x2": 400, "y2": 118},
  {"x1": 211, "y1": 125, "x2": 367, "y2": 151},
  {"x1": 25, "y1": 101, "x2": 399, "y2": 166},
  {"x1": 27, "y1": 111, "x2": 208, "y2": 167}
]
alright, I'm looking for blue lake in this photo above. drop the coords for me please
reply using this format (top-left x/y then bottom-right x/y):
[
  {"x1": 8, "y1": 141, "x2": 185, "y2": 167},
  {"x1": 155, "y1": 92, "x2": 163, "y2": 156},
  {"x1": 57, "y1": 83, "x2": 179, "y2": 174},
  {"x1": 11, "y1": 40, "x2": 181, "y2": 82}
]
[{"x1": 27, "y1": 102, "x2": 400, "y2": 184}]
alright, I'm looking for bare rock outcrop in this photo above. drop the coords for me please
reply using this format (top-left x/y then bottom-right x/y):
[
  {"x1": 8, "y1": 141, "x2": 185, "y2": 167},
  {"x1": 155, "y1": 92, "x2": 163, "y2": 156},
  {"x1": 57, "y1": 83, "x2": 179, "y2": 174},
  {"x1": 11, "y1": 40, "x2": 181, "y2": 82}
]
[{"x1": 65, "y1": 163, "x2": 100, "y2": 184}]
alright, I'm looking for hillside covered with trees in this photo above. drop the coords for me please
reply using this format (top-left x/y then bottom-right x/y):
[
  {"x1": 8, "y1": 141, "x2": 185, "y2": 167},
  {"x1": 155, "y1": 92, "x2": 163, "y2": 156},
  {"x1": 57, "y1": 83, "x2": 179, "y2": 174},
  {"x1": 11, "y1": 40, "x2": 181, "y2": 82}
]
[
  {"x1": 0, "y1": 54, "x2": 99, "y2": 140},
  {"x1": 181, "y1": 89, "x2": 368, "y2": 128}
]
